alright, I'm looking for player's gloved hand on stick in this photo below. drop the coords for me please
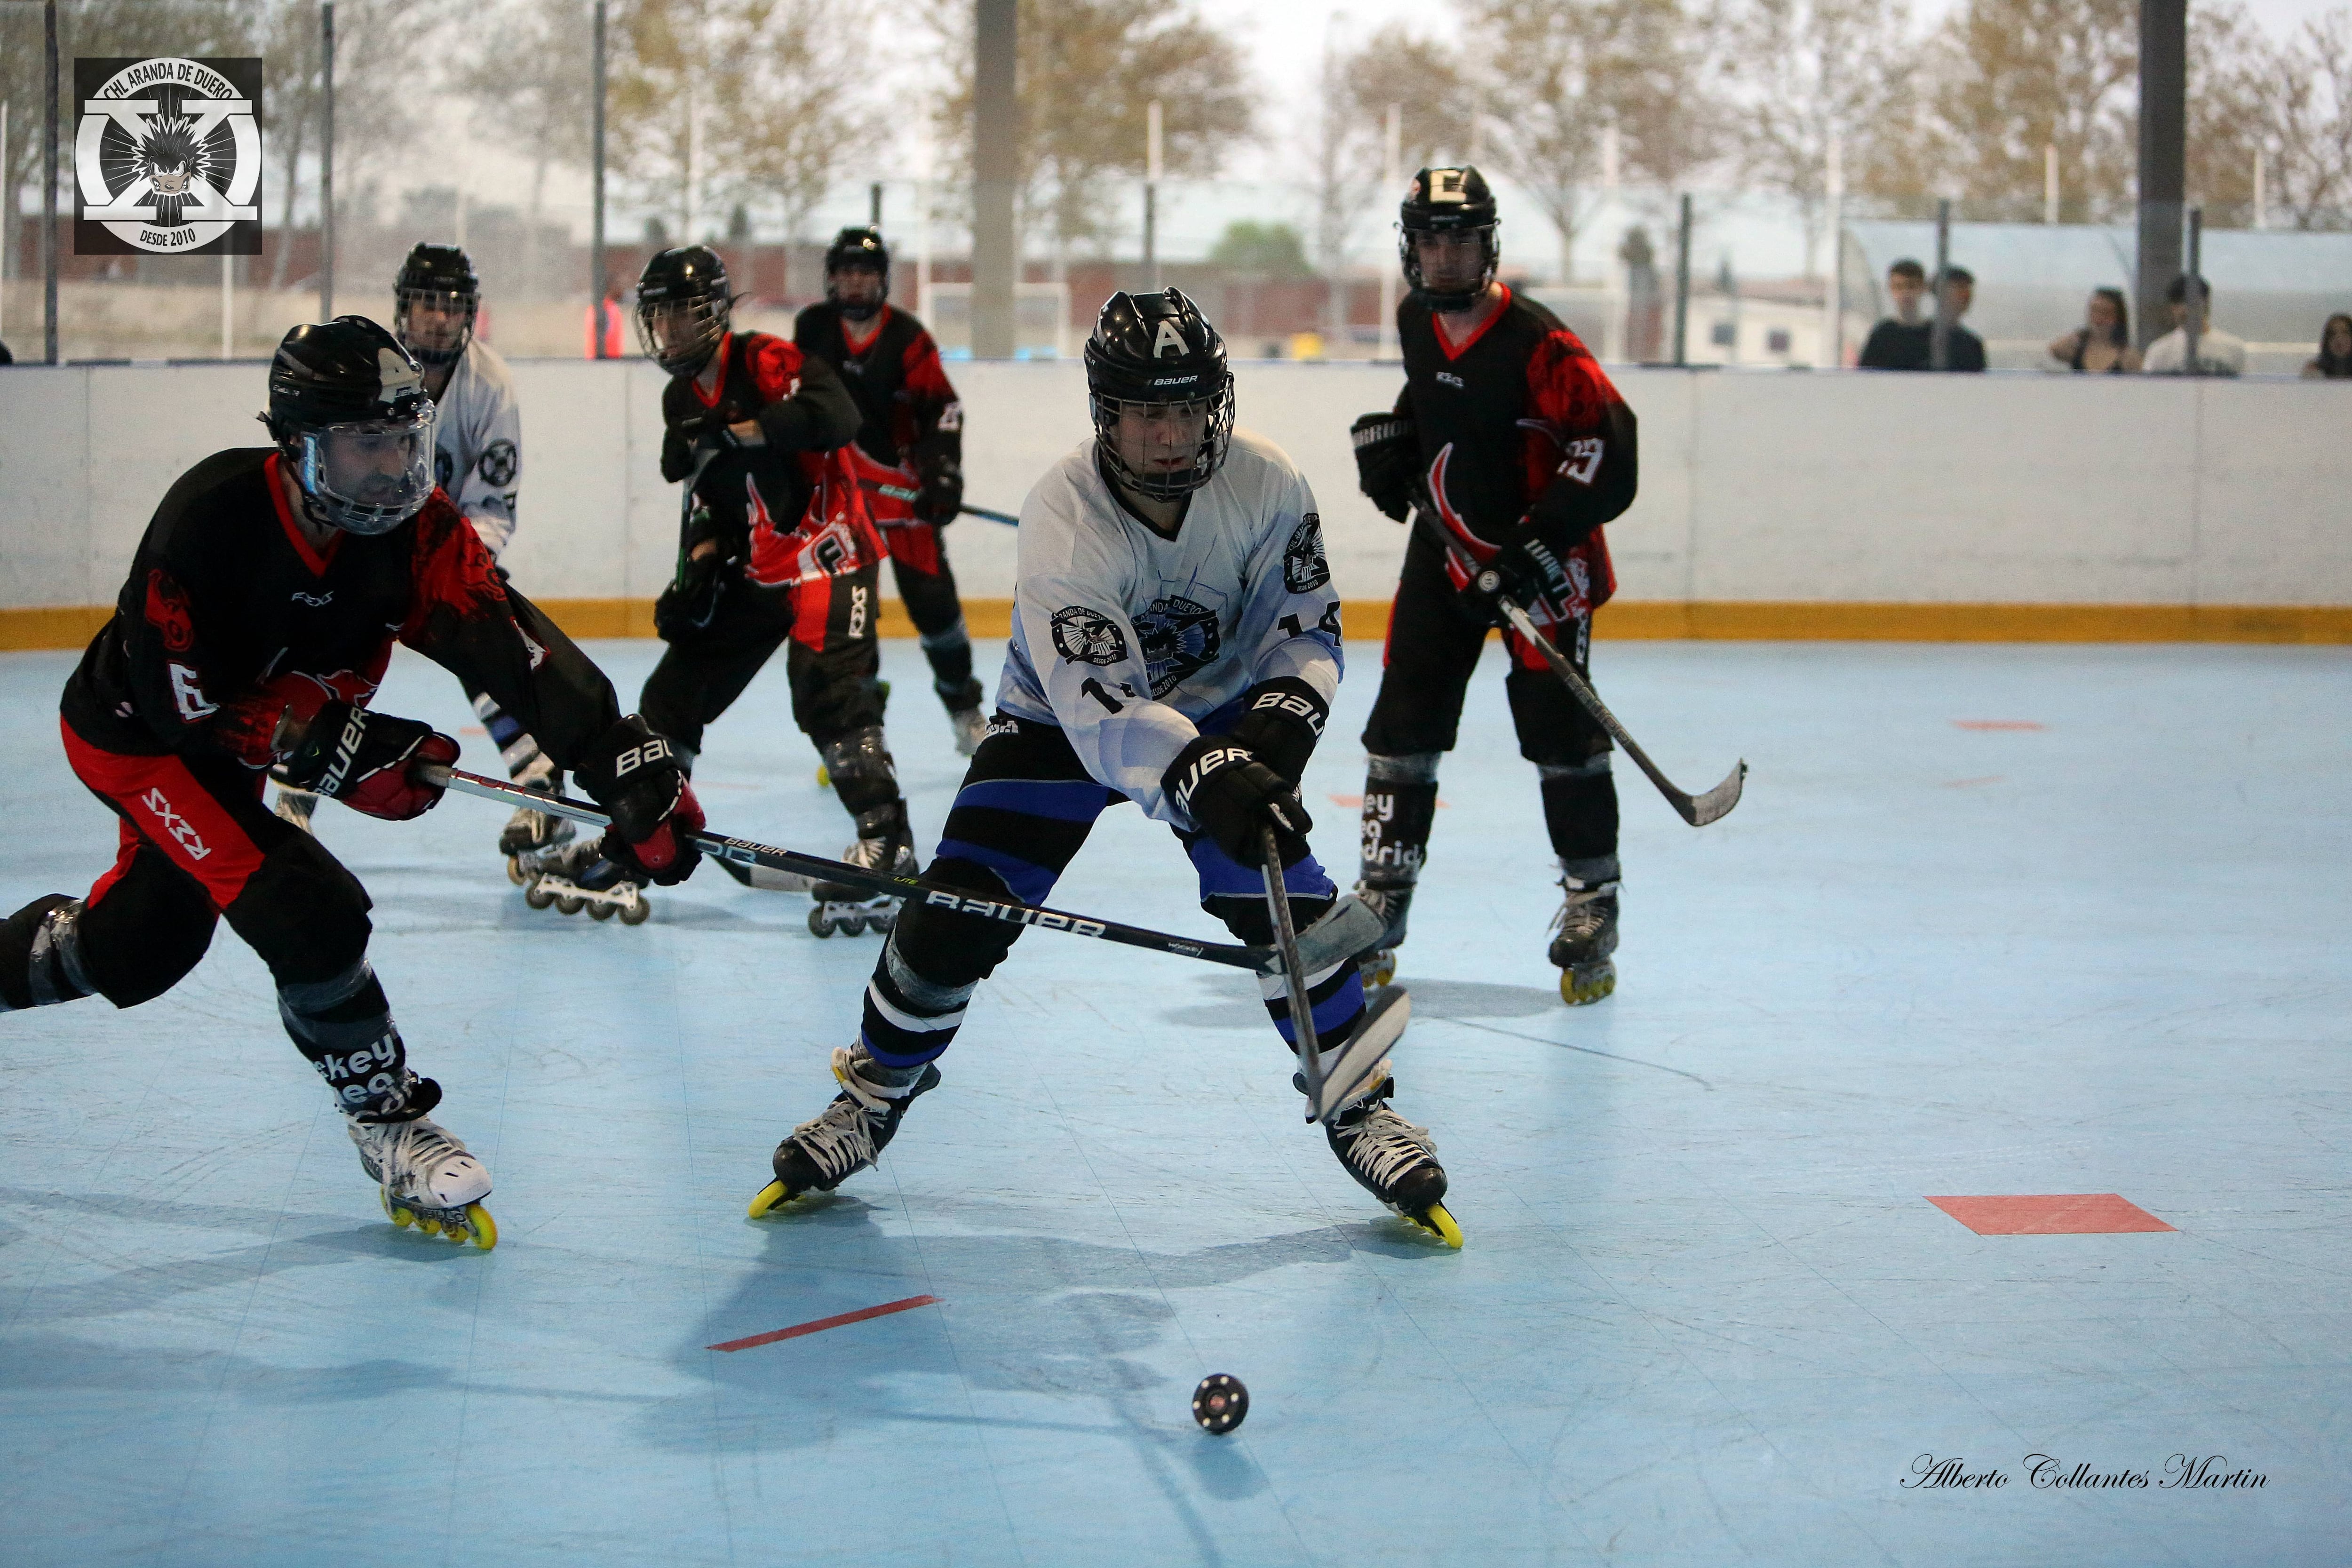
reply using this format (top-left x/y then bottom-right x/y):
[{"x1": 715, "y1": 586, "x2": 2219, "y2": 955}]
[
  {"x1": 1228, "y1": 677, "x2": 1328, "y2": 788},
  {"x1": 655, "y1": 546, "x2": 731, "y2": 640},
  {"x1": 1166, "y1": 736, "x2": 1313, "y2": 871},
  {"x1": 276, "y1": 701, "x2": 460, "y2": 822},
  {"x1": 913, "y1": 459, "x2": 964, "y2": 525},
  {"x1": 1456, "y1": 526, "x2": 1573, "y2": 625},
  {"x1": 575, "y1": 716, "x2": 705, "y2": 885},
  {"x1": 1351, "y1": 410, "x2": 1420, "y2": 524}
]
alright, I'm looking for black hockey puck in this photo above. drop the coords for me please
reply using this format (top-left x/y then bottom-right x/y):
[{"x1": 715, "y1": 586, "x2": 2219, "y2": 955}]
[{"x1": 1192, "y1": 1373, "x2": 1248, "y2": 1435}]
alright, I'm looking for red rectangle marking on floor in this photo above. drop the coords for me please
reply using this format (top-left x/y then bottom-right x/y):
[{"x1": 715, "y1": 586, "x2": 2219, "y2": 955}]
[
  {"x1": 708, "y1": 1294, "x2": 939, "y2": 1352},
  {"x1": 1926, "y1": 1194, "x2": 2175, "y2": 1235}
]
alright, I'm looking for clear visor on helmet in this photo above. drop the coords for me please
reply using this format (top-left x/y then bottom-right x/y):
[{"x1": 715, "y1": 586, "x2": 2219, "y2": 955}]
[
  {"x1": 636, "y1": 294, "x2": 728, "y2": 372},
  {"x1": 293, "y1": 407, "x2": 437, "y2": 535},
  {"x1": 395, "y1": 287, "x2": 476, "y2": 363}
]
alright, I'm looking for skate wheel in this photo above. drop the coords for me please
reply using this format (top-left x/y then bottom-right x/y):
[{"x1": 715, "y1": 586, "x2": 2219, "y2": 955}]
[
  {"x1": 418, "y1": 1215, "x2": 443, "y2": 1236},
  {"x1": 524, "y1": 883, "x2": 556, "y2": 910},
  {"x1": 1407, "y1": 1202, "x2": 1464, "y2": 1250},
  {"x1": 1192, "y1": 1373, "x2": 1249, "y2": 1434},
  {"x1": 588, "y1": 899, "x2": 617, "y2": 921},
  {"x1": 620, "y1": 897, "x2": 651, "y2": 926},
  {"x1": 807, "y1": 907, "x2": 834, "y2": 937},
  {"x1": 506, "y1": 855, "x2": 526, "y2": 886},
  {"x1": 1560, "y1": 962, "x2": 1617, "y2": 1007},
  {"x1": 871, "y1": 907, "x2": 898, "y2": 933},
  {"x1": 748, "y1": 1179, "x2": 794, "y2": 1219},
  {"x1": 840, "y1": 913, "x2": 868, "y2": 937},
  {"x1": 814, "y1": 764, "x2": 831, "y2": 789},
  {"x1": 555, "y1": 893, "x2": 586, "y2": 916},
  {"x1": 1364, "y1": 951, "x2": 1397, "y2": 988},
  {"x1": 388, "y1": 1202, "x2": 416, "y2": 1230},
  {"x1": 463, "y1": 1203, "x2": 498, "y2": 1251}
]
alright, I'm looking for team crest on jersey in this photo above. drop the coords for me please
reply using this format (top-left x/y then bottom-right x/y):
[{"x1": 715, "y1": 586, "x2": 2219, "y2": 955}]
[
  {"x1": 1134, "y1": 595, "x2": 1221, "y2": 697},
  {"x1": 1284, "y1": 515, "x2": 1330, "y2": 593},
  {"x1": 143, "y1": 568, "x2": 195, "y2": 652},
  {"x1": 479, "y1": 440, "x2": 519, "y2": 487},
  {"x1": 1050, "y1": 606, "x2": 1128, "y2": 666}
]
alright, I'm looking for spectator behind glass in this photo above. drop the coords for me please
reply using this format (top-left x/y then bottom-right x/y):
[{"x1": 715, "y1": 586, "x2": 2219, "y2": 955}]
[
  {"x1": 1932, "y1": 266, "x2": 1987, "y2": 372},
  {"x1": 2301, "y1": 314, "x2": 2352, "y2": 379},
  {"x1": 2049, "y1": 287, "x2": 2140, "y2": 374},
  {"x1": 2142, "y1": 275, "x2": 2247, "y2": 376},
  {"x1": 1859, "y1": 258, "x2": 1933, "y2": 369}
]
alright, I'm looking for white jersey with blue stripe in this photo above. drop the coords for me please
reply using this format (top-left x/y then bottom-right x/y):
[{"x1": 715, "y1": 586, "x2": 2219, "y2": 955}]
[
  {"x1": 429, "y1": 338, "x2": 522, "y2": 557},
  {"x1": 997, "y1": 427, "x2": 1343, "y2": 827}
]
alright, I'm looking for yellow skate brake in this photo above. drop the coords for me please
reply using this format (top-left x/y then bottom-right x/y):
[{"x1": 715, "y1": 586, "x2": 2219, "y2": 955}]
[{"x1": 1402, "y1": 1201, "x2": 1464, "y2": 1249}]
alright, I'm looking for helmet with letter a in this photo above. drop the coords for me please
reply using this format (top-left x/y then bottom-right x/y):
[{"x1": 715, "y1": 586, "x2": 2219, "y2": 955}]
[
  {"x1": 824, "y1": 225, "x2": 890, "y2": 321},
  {"x1": 635, "y1": 245, "x2": 733, "y2": 375},
  {"x1": 262, "y1": 316, "x2": 437, "y2": 536},
  {"x1": 1083, "y1": 288, "x2": 1236, "y2": 501},
  {"x1": 393, "y1": 242, "x2": 479, "y2": 366},
  {"x1": 1398, "y1": 165, "x2": 1500, "y2": 312}
]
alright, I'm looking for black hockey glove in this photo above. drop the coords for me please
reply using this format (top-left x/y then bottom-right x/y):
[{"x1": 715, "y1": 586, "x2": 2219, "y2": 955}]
[
  {"x1": 1228, "y1": 678, "x2": 1329, "y2": 788},
  {"x1": 573, "y1": 716, "x2": 704, "y2": 886},
  {"x1": 912, "y1": 459, "x2": 964, "y2": 525},
  {"x1": 276, "y1": 701, "x2": 459, "y2": 822},
  {"x1": 655, "y1": 546, "x2": 732, "y2": 641},
  {"x1": 1457, "y1": 528, "x2": 1573, "y2": 625},
  {"x1": 1164, "y1": 736, "x2": 1312, "y2": 871},
  {"x1": 1351, "y1": 410, "x2": 1420, "y2": 523}
]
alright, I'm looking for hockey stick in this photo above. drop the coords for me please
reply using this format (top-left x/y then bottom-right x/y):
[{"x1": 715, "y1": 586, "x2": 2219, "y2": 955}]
[
  {"x1": 421, "y1": 764, "x2": 1383, "y2": 979},
  {"x1": 872, "y1": 481, "x2": 1019, "y2": 526},
  {"x1": 1410, "y1": 510, "x2": 1746, "y2": 828},
  {"x1": 1262, "y1": 824, "x2": 1328, "y2": 1121}
]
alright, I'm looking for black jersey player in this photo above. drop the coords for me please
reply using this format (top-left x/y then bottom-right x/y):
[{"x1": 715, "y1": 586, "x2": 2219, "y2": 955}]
[
  {"x1": 0, "y1": 318, "x2": 704, "y2": 1248},
  {"x1": 603, "y1": 245, "x2": 915, "y2": 936},
  {"x1": 794, "y1": 226, "x2": 985, "y2": 756},
  {"x1": 1349, "y1": 167, "x2": 1639, "y2": 1005}
]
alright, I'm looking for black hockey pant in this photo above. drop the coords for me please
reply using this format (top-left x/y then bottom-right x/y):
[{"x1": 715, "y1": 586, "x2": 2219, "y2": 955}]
[
  {"x1": 885, "y1": 520, "x2": 979, "y2": 707},
  {"x1": 639, "y1": 564, "x2": 889, "y2": 764}
]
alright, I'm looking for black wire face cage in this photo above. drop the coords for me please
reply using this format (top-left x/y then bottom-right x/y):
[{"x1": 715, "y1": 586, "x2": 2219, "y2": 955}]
[
  {"x1": 393, "y1": 286, "x2": 478, "y2": 366},
  {"x1": 1090, "y1": 382, "x2": 1237, "y2": 501},
  {"x1": 824, "y1": 262, "x2": 889, "y2": 322},
  {"x1": 636, "y1": 291, "x2": 730, "y2": 374},
  {"x1": 1398, "y1": 223, "x2": 1500, "y2": 312}
]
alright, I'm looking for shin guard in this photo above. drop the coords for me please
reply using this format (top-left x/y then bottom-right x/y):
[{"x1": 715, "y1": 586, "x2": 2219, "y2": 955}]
[{"x1": 278, "y1": 960, "x2": 438, "y2": 1123}]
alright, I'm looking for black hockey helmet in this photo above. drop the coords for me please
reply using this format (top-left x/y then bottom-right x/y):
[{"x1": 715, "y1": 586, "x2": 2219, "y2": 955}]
[
  {"x1": 1083, "y1": 288, "x2": 1235, "y2": 501},
  {"x1": 1398, "y1": 166, "x2": 1500, "y2": 312},
  {"x1": 262, "y1": 317, "x2": 437, "y2": 536},
  {"x1": 635, "y1": 245, "x2": 732, "y2": 375},
  {"x1": 393, "y1": 241, "x2": 479, "y2": 365},
  {"x1": 824, "y1": 225, "x2": 890, "y2": 321}
]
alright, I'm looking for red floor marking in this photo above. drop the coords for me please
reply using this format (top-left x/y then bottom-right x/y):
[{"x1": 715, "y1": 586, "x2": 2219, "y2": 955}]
[
  {"x1": 1927, "y1": 1194, "x2": 2175, "y2": 1235},
  {"x1": 1327, "y1": 794, "x2": 1450, "y2": 809},
  {"x1": 1952, "y1": 720, "x2": 2047, "y2": 732},
  {"x1": 707, "y1": 1294, "x2": 939, "y2": 1352}
]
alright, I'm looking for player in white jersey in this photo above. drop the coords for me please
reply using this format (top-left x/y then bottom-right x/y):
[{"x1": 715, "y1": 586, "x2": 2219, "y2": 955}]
[
  {"x1": 274, "y1": 243, "x2": 562, "y2": 868},
  {"x1": 751, "y1": 290, "x2": 1456, "y2": 1241}
]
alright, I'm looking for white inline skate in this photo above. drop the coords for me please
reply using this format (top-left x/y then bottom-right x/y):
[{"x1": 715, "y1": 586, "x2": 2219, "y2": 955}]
[
  {"x1": 512, "y1": 836, "x2": 651, "y2": 924},
  {"x1": 347, "y1": 1113, "x2": 497, "y2": 1249}
]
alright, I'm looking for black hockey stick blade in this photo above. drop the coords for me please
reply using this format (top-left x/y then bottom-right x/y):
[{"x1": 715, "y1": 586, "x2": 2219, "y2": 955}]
[
  {"x1": 1492, "y1": 597, "x2": 1746, "y2": 828},
  {"x1": 1308, "y1": 984, "x2": 1410, "y2": 1125},
  {"x1": 1287, "y1": 893, "x2": 1385, "y2": 980},
  {"x1": 422, "y1": 764, "x2": 1277, "y2": 974},
  {"x1": 1262, "y1": 824, "x2": 1329, "y2": 1121}
]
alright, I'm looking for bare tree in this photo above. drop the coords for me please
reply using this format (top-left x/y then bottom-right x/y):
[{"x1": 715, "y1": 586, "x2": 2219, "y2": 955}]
[
  {"x1": 1456, "y1": 0, "x2": 1708, "y2": 283},
  {"x1": 453, "y1": 0, "x2": 596, "y2": 282},
  {"x1": 1715, "y1": 0, "x2": 1920, "y2": 272},
  {"x1": 734, "y1": 0, "x2": 886, "y2": 245},
  {"x1": 1918, "y1": 0, "x2": 2137, "y2": 223},
  {"x1": 2252, "y1": 6, "x2": 2352, "y2": 228}
]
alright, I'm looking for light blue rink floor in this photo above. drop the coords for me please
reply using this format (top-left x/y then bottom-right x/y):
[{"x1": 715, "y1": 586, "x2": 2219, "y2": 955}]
[{"x1": 2, "y1": 636, "x2": 2348, "y2": 1568}]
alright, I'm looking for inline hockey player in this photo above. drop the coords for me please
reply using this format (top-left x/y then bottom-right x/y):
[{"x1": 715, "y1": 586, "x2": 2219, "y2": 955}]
[
  {"x1": 794, "y1": 226, "x2": 986, "y2": 756},
  {"x1": 593, "y1": 244, "x2": 915, "y2": 936},
  {"x1": 272, "y1": 244, "x2": 566, "y2": 875},
  {"x1": 0, "y1": 318, "x2": 704, "y2": 1248},
  {"x1": 753, "y1": 290, "x2": 1458, "y2": 1242},
  {"x1": 1349, "y1": 167, "x2": 1638, "y2": 1004}
]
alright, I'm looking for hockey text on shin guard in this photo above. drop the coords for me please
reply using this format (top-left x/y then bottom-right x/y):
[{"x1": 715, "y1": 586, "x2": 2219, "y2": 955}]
[{"x1": 278, "y1": 960, "x2": 437, "y2": 1121}]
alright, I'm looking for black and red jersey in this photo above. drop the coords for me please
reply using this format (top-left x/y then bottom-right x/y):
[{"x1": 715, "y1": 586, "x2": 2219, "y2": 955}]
[
  {"x1": 61, "y1": 447, "x2": 622, "y2": 769},
  {"x1": 792, "y1": 302, "x2": 963, "y2": 526},
  {"x1": 658, "y1": 329, "x2": 875, "y2": 584},
  {"x1": 1396, "y1": 285, "x2": 1637, "y2": 611}
]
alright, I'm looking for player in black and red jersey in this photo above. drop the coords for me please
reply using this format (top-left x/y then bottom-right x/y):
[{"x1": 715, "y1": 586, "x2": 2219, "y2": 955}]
[
  {"x1": 1349, "y1": 167, "x2": 1640, "y2": 1005},
  {"x1": 794, "y1": 226, "x2": 985, "y2": 757},
  {"x1": 612, "y1": 245, "x2": 913, "y2": 937},
  {"x1": 0, "y1": 317, "x2": 705, "y2": 1248}
]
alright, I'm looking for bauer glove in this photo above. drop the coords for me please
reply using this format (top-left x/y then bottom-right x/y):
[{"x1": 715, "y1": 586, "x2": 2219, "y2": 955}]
[
  {"x1": 1228, "y1": 678, "x2": 1329, "y2": 789},
  {"x1": 1351, "y1": 410, "x2": 1420, "y2": 523},
  {"x1": 575, "y1": 716, "x2": 705, "y2": 885},
  {"x1": 276, "y1": 700, "x2": 459, "y2": 822},
  {"x1": 1164, "y1": 736, "x2": 1313, "y2": 871}
]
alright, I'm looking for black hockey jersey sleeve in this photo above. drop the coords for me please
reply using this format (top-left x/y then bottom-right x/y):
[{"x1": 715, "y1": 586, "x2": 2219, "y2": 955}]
[
  {"x1": 396, "y1": 497, "x2": 624, "y2": 768},
  {"x1": 1519, "y1": 333, "x2": 1638, "y2": 549}
]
